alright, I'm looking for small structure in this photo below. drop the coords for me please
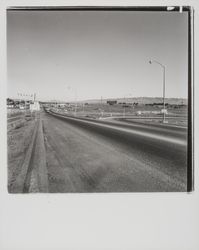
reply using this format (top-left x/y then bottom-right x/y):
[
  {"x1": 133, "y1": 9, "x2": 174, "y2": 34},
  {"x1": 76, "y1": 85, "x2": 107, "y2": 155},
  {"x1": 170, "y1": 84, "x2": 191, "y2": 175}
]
[
  {"x1": 107, "y1": 100, "x2": 117, "y2": 105},
  {"x1": 19, "y1": 105, "x2": 25, "y2": 110},
  {"x1": 30, "y1": 101, "x2": 40, "y2": 111},
  {"x1": 161, "y1": 109, "x2": 168, "y2": 114}
]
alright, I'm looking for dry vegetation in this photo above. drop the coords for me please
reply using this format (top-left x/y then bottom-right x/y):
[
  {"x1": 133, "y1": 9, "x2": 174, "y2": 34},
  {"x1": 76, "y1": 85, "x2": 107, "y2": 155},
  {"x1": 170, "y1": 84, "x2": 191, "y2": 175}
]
[{"x1": 7, "y1": 114, "x2": 37, "y2": 192}]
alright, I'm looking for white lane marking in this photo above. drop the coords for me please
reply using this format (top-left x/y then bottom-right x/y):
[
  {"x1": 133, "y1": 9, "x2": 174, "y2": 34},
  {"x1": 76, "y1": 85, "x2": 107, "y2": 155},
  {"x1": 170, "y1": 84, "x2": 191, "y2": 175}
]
[
  {"x1": 100, "y1": 116, "x2": 188, "y2": 129},
  {"x1": 50, "y1": 112, "x2": 187, "y2": 146}
]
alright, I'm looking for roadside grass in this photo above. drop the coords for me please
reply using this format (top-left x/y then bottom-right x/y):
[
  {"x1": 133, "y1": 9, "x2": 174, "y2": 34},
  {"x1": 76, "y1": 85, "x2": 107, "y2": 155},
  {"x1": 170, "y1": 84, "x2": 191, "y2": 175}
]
[
  {"x1": 7, "y1": 110, "x2": 25, "y2": 118},
  {"x1": 124, "y1": 118, "x2": 188, "y2": 127},
  {"x1": 7, "y1": 116, "x2": 36, "y2": 192}
]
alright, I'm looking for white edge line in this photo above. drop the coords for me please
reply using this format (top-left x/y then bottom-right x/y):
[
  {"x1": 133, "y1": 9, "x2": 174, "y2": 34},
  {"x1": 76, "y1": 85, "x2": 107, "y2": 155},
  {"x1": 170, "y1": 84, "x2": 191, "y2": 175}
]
[{"x1": 50, "y1": 112, "x2": 187, "y2": 146}]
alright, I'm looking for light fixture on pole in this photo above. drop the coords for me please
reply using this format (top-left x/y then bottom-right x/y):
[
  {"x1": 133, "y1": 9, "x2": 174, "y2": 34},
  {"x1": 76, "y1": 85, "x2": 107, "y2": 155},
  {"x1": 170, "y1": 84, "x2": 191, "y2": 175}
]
[{"x1": 149, "y1": 59, "x2": 167, "y2": 123}]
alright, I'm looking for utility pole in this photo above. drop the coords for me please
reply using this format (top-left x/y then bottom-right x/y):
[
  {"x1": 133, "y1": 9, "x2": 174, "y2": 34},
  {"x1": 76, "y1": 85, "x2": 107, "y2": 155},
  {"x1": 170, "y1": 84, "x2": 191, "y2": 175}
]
[
  {"x1": 74, "y1": 89, "x2": 77, "y2": 116},
  {"x1": 123, "y1": 96, "x2": 126, "y2": 118},
  {"x1": 82, "y1": 102, "x2": 84, "y2": 114},
  {"x1": 67, "y1": 86, "x2": 77, "y2": 116}
]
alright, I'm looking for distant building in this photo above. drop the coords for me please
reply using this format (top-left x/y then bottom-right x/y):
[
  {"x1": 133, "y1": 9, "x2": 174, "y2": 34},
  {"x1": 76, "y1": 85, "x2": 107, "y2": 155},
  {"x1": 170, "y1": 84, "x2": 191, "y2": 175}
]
[
  {"x1": 107, "y1": 100, "x2": 117, "y2": 105},
  {"x1": 7, "y1": 104, "x2": 14, "y2": 109},
  {"x1": 19, "y1": 105, "x2": 25, "y2": 110}
]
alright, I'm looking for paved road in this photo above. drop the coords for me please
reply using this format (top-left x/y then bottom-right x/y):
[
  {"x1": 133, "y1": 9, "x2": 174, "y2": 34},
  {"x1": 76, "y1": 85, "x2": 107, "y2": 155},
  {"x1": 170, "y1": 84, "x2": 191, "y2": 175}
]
[{"x1": 42, "y1": 111, "x2": 187, "y2": 192}]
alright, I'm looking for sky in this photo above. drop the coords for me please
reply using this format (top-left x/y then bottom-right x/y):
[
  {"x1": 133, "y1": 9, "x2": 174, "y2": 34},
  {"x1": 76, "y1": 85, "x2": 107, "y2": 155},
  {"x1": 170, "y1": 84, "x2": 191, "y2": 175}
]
[{"x1": 7, "y1": 10, "x2": 188, "y2": 101}]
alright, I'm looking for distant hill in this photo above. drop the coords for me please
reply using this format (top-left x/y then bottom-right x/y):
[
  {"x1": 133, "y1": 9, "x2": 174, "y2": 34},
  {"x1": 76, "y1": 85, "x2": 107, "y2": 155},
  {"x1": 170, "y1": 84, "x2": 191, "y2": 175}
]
[
  {"x1": 82, "y1": 97, "x2": 188, "y2": 105},
  {"x1": 40, "y1": 97, "x2": 188, "y2": 105}
]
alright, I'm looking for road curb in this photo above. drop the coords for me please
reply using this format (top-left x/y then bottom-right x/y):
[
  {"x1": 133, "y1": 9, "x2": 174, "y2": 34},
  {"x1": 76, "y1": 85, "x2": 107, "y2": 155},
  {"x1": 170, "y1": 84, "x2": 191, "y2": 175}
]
[{"x1": 36, "y1": 118, "x2": 48, "y2": 192}]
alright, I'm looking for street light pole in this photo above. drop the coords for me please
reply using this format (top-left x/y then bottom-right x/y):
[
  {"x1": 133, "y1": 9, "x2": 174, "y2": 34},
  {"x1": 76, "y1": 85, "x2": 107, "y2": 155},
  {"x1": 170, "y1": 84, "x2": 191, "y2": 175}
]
[
  {"x1": 123, "y1": 93, "x2": 132, "y2": 118},
  {"x1": 162, "y1": 65, "x2": 166, "y2": 123},
  {"x1": 149, "y1": 59, "x2": 166, "y2": 123}
]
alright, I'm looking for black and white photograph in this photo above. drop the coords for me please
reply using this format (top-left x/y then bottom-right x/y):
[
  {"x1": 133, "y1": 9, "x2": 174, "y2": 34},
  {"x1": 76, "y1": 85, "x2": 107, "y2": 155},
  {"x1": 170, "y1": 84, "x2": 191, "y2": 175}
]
[
  {"x1": 1, "y1": 2, "x2": 199, "y2": 250},
  {"x1": 7, "y1": 7, "x2": 192, "y2": 193}
]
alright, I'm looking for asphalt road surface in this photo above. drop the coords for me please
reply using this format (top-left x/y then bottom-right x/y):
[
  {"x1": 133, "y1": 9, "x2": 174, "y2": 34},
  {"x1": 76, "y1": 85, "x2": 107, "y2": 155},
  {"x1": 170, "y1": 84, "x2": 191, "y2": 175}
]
[{"x1": 42, "y1": 111, "x2": 187, "y2": 192}]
